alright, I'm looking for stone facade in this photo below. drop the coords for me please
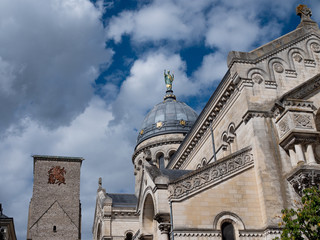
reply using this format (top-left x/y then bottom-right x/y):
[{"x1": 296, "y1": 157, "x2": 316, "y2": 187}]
[
  {"x1": 27, "y1": 155, "x2": 83, "y2": 240},
  {"x1": 93, "y1": 5, "x2": 320, "y2": 240}
]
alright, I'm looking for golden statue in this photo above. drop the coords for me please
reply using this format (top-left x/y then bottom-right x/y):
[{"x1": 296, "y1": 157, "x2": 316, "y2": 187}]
[{"x1": 164, "y1": 70, "x2": 174, "y2": 91}]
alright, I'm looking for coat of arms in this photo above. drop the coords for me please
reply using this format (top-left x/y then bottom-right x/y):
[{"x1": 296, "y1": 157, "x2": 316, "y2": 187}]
[{"x1": 48, "y1": 166, "x2": 66, "y2": 185}]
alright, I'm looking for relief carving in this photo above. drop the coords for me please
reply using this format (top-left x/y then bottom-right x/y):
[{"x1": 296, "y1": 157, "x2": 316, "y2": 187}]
[
  {"x1": 278, "y1": 117, "x2": 290, "y2": 137},
  {"x1": 252, "y1": 74, "x2": 263, "y2": 84},
  {"x1": 273, "y1": 63, "x2": 284, "y2": 73},
  {"x1": 169, "y1": 147, "x2": 253, "y2": 199},
  {"x1": 48, "y1": 166, "x2": 66, "y2": 185},
  {"x1": 311, "y1": 43, "x2": 320, "y2": 53},
  {"x1": 293, "y1": 53, "x2": 303, "y2": 62},
  {"x1": 288, "y1": 169, "x2": 320, "y2": 196},
  {"x1": 293, "y1": 114, "x2": 312, "y2": 129}
]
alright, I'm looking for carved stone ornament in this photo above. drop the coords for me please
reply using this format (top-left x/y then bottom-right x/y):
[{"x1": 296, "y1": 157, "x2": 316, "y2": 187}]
[
  {"x1": 293, "y1": 53, "x2": 303, "y2": 62},
  {"x1": 278, "y1": 118, "x2": 290, "y2": 137},
  {"x1": 311, "y1": 43, "x2": 320, "y2": 53},
  {"x1": 288, "y1": 168, "x2": 320, "y2": 196},
  {"x1": 293, "y1": 114, "x2": 312, "y2": 129},
  {"x1": 169, "y1": 147, "x2": 253, "y2": 200},
  {"x1": 156, "y1": 121, "x2": 163, "y2": 128},
  {"x1": 273, "y1": 63, "x2": 284, "y2": 73},
  {"x1": 48, "y1": 166, "x2": 66, "y2": 185},
  {"x1": 252, "y1": 74, "x2": 263, "y2": 84},
  {"x1": 158, "y1": 223, "x2": 171, "y2": 234}
]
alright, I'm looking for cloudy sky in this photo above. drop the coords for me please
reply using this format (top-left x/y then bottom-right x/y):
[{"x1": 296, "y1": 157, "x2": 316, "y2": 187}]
[{"x1": 0, "y1": 0, "x2": 319, "y2": 239}]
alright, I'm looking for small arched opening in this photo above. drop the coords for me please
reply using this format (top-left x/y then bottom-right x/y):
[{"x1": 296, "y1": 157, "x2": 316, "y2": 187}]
[
  {"x1": 125, "y1": 231, "x2": 133, "y2": 240},
  {"x1": 221, "y1": 222, "x2": 235, "y2": 240},
  {"x1": 156, "y1": 152, "x2": 165, "y2": 169},
  {"x1": 142, "y1": 194, "x2": 155, "y2": 236}
]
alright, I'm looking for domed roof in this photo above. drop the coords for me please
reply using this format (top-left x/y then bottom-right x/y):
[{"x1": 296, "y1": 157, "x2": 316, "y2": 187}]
[{"x1": 137, "y1": 90, "x2": 198, "y2": 145}]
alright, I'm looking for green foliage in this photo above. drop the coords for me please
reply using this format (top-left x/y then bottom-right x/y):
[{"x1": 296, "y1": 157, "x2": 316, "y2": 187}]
[{"x1": 275, "y1": 187, "x2": 320, "y2": 240}]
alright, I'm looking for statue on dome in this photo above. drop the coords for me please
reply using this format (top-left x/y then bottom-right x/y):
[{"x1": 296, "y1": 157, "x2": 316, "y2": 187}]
[{"x1": 164, "y1": 70, "x2": 174, "y2": 91}]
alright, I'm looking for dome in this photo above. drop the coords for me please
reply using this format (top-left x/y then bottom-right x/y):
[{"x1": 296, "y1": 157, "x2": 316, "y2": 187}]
[{"x1": 137, "y1": 90, "x2": 198, "y2": 145}]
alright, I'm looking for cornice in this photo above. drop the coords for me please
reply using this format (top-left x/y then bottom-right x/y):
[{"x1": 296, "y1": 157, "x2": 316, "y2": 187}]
[
  {"x1": 280, "y1": 73, "x2": 320, "y2": 101},
  {"x1": 227, "y1": 29, "x2": 320, "y2": 68}
]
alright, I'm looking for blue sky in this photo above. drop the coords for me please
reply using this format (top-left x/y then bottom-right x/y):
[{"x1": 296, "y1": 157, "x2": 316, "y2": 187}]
[{"x1": 0, "y1": 0, "x2": 319, "y2": 239}]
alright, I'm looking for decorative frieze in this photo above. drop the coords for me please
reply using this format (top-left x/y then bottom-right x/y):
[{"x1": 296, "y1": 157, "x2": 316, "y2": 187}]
[
  {"x1": 242, "y1": 110, "x2": 273, "y2": 124},
  {"x1": 169, "y1": 147, "x2": 253, "y2": 200}
]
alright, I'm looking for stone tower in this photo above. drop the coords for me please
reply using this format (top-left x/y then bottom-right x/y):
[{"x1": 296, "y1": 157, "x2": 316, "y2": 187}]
[{"x1": 27, "y1": 155, "x2": 83, "y2": 240}]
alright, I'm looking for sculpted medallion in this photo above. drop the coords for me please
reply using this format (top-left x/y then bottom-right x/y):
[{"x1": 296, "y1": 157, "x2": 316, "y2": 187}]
[
  {"x1": 311, "y1": 43, "x2": 320, "y2": 53},
  {"x1": 48, "y1": 166, "x2": 66, "y2": 185},
  {"x1": 273, "y1": 63, "x2": 284, "y2": 73}
]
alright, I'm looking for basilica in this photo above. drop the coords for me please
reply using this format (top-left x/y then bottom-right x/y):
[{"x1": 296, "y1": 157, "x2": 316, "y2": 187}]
[
  {"x1": 92, "y1": 5, "x2": 320, "y2": 240},
  {"x1": 26, "y1": 4, "x2": 320, "y2": 240}
]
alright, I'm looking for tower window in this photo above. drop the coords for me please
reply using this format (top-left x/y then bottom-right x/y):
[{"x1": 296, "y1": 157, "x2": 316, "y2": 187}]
[
  {"x1": 53, "y1": 226, "x2": 57, "y2": 232},
  {"x1": 221, "y1": 222, "x2": 235, "y2": 240}
]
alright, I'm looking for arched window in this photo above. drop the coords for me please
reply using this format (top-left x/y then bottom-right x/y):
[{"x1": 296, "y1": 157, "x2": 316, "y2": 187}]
[
  {"x1": 169, "y1": 150, "x2": 176, "y2": 160},
  {"x1": 156, "y1": 152, "x2": 164, "y2": 169},
  {"x1": 221, "y1": 222, "x2": 235, "y2": 240},
  {"x1": 125, "y1": 232, "x2": 133, "y2": 240}
]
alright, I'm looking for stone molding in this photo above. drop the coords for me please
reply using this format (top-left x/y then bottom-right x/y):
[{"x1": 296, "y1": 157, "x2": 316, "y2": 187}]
[
  {"x1": 227, "y1": 31, "x2": 318, "y2": 68},
  {"x1": 287, "y1": 165, "x2": 320, "y2": 196},
  {"x1": 174, "y1": 231, "x2": 221, "y2": 237},
  {"x1": 168, "y1": 147, "x2": 253, "y2": 200},
  {"x1": 280, "y1": 73, "x2": 320, "y2": 100},
  {"x1": 242, "y1": 110, "x2": 273, "y2": 124},
  {"x1": 172, "y1": 228, "x2": 281, "y2": 238}
]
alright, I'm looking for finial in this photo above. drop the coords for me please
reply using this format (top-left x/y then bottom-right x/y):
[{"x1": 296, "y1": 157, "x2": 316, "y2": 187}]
[
  {"x1": 163, "y1": 70, "x2": 176, "y2": 101},
  {"x1": 296, "y1": 4, "x2": 312, "y2": 22}
]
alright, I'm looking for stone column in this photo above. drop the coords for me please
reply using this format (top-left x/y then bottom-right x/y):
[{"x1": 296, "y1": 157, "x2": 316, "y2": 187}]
[
  {"x1": 306, "y1": 144, "x2": 316, "y2": 164},
  {"x1": 158, "y1": 223, "x2": 170, "y2": 240},
  {"x1": 289, "y1": 149, "x2": 298, "y2": 166},
  {"x1": 294, "y1": 144, "x2": 305, "y2": 164}
]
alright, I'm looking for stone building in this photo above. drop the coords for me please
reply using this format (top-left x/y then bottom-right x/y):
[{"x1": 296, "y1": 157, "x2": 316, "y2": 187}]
[
  {"x1": 0, "y1": 204, "x2": 17, "y2": 240},
  {"x1": 27, "y1": 155, "x2": 83, "y2": 240},
  {"x1": 92, "y1": 4, "x2": 320, "y2": 240}
]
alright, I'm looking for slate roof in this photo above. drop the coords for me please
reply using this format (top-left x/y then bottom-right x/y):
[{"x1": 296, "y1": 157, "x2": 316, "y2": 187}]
[
  {"x1": 145, "y1": 164, "x2": 191, "y2": 182},
  {"x1": 107, "y1": 193, "x2": 137, "y2": 208}
]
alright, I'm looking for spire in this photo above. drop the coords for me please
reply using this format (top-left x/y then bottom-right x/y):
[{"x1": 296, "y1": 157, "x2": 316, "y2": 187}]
[
  {"x1": 164, "y1": 70, "x2": 176, "y2": 101},
  {"x1": 296, "y1": 4, "x2": 318, "y2": 29}
]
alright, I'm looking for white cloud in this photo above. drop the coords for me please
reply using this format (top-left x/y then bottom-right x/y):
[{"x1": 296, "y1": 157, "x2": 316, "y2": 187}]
[
  {"x1": 107, "y1": 0, "x2": 210, "y2": 45},
  {"x1": 0, "y1": 0, "x2": 113, "y2": 132},
  {"x1": 192, "y1": 52, "x2": 228, "y2": 85},
  {"x1": 0, "y1": 97, "x2": 135, "y2": 239}
]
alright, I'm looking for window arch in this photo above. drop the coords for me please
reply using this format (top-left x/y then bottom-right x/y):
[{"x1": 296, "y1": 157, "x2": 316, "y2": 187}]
[
  {"x1": 213, "y1": 212, "x2": 245, "y2": 240},
  {"x1": 168, "y1": 150, "x2": 176, "y2": 160}
]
